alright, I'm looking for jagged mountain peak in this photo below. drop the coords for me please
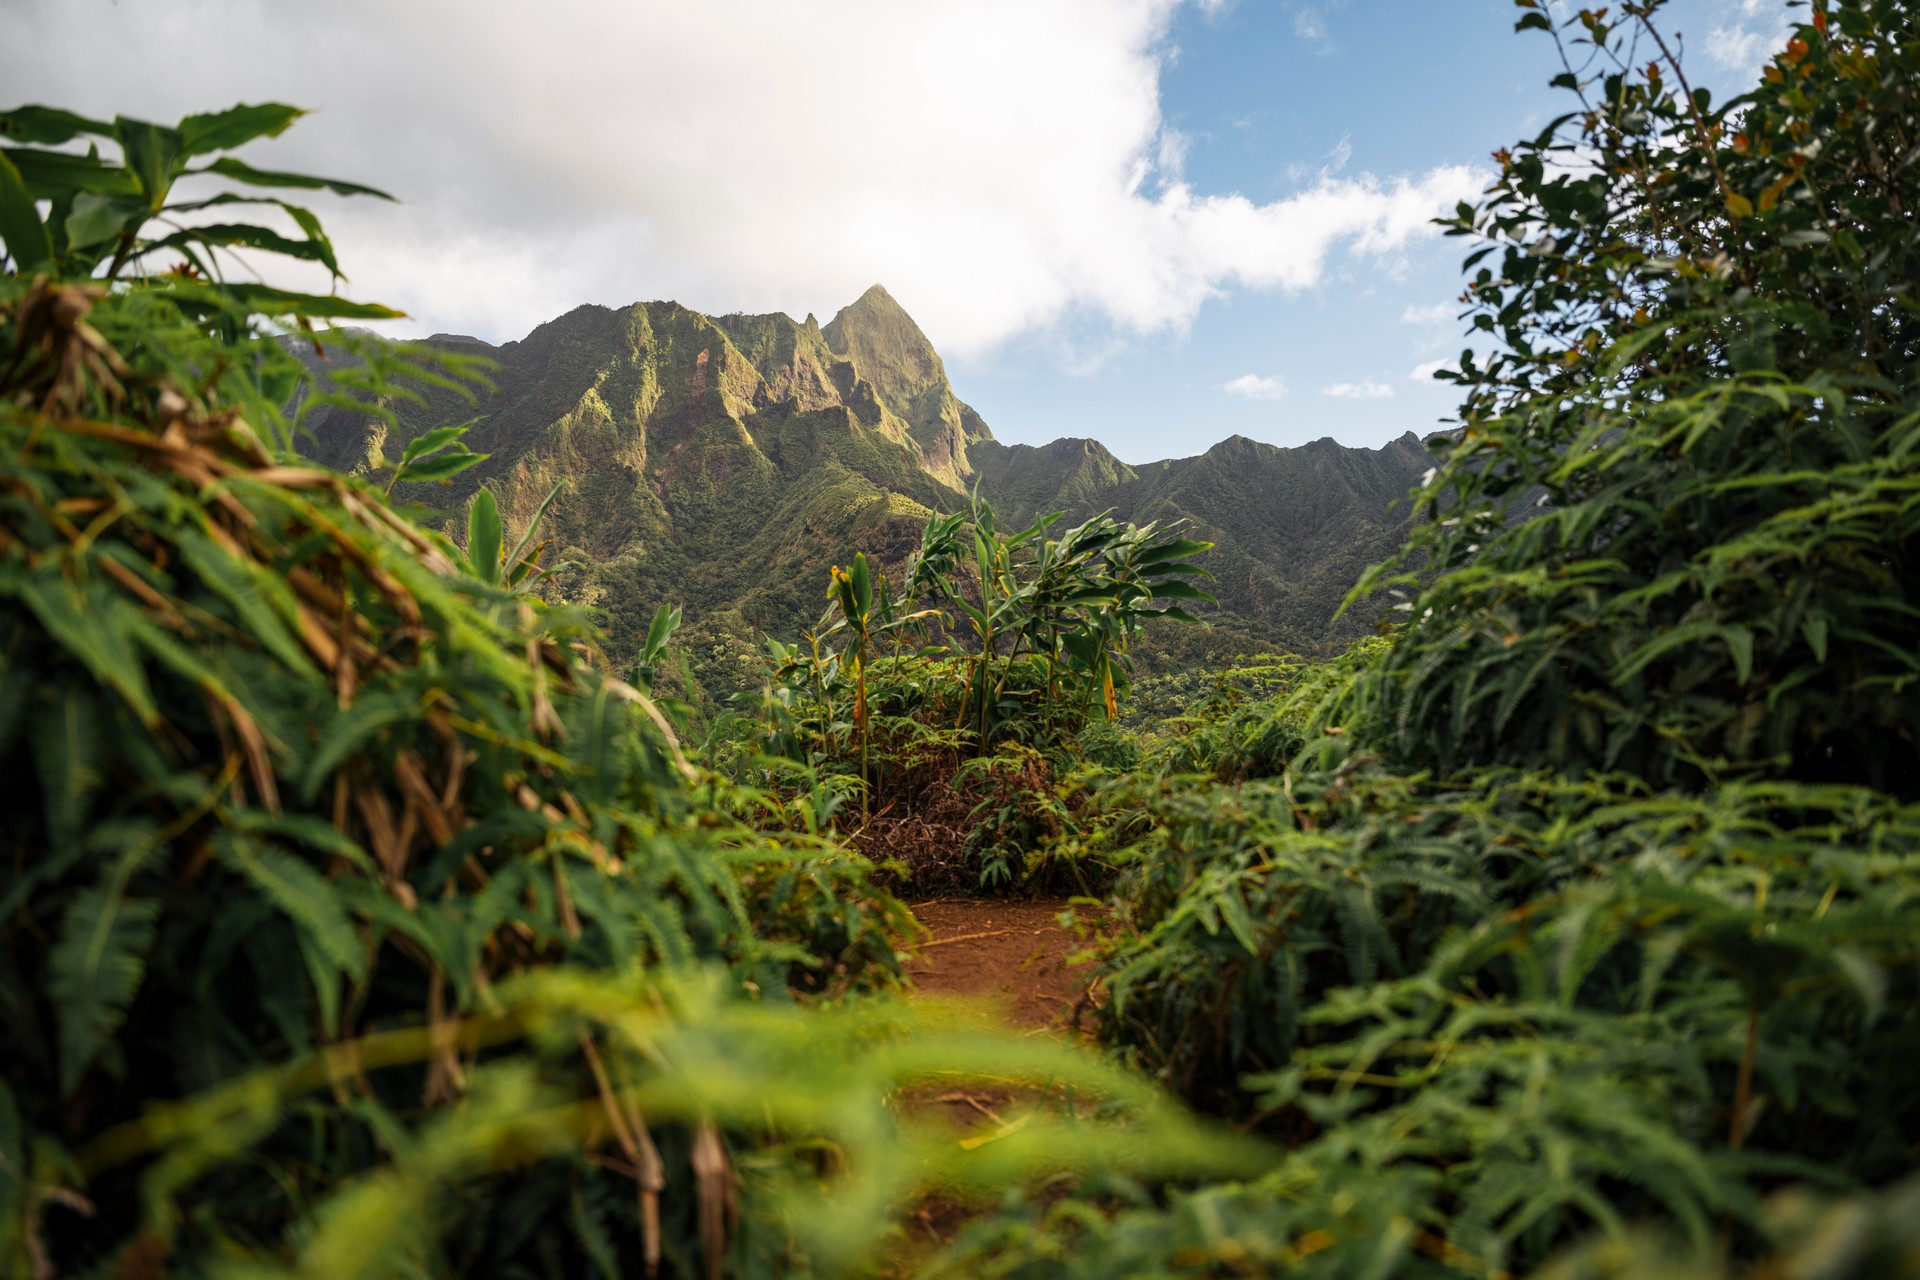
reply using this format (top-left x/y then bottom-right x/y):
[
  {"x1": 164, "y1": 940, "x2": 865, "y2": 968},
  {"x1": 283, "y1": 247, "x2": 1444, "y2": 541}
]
[
  {"x1": 296, "y1": 292, "x2": 1431, "y2": 697},
  {"x1": 823, "y1": 284, "x2": 942, "y2": 402},
  {"x1": 818, "y1": 284, "x2": 992, "y2": 480}
]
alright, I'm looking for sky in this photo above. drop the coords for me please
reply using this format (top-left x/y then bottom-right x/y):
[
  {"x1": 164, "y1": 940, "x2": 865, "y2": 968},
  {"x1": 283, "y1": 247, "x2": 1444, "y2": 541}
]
[{"x1": 3, "y1": 0, "x2": 1793, "y2": 462}]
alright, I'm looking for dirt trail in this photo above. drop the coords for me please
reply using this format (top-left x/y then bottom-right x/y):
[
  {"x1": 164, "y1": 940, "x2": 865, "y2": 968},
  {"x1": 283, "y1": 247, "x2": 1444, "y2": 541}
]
[
  {"x1": 891, "y1": 898, "x2": 1105, "y2": 1262},
  {"x1": 902, "y1": 897, "x2": 1099, "y2": 1030}
]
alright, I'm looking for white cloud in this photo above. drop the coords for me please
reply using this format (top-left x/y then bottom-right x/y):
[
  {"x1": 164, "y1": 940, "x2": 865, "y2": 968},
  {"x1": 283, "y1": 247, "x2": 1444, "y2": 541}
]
[
  {"x1": 0, "y1": 0, "x2": 1481, "y2": 357},
  {"x1": 1401, "y1": 301, "x2": 1456, "y2": 327},
  {"x1": 1156, "y1": 127, "x2": 1193, "y2": 181},
  {"x1": 1408, "y1": 359, "x2": 1451, "y2": 382},
  {"x1": 1322, "y1": 379, "x2": 1395, "y2": 400},
  {"x1": 1704, "y1": 0, "x2": 1790, "y2": 79},
  {"x1": 1224, "y1": 373, "x2": 1288, "y2": 400},
  {"x1": 1705, "y1": 24, "x2": 1771, "y2": 73},
  {"x1": 1293, "y1": 7, "x2": 1331, "y2": 49}
]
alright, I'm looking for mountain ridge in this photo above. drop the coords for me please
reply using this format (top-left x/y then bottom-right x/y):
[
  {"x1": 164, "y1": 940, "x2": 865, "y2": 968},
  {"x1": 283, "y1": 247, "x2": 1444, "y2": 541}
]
[{"x1": 296, "y1": 288, "x2": 1433, "y2": 699}]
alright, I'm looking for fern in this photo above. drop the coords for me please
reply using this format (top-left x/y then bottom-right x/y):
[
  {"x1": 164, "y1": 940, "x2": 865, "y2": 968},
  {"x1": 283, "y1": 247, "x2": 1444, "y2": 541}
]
[
  {"x1": 219, "y1": 834, "x2": 367, "y2": 985},
  {"x1": 31, "y1": 688, "x2": 102, "y2": 858},
  {"x1": 297, "y1": 690, "x2": 415, "y2": 803},
  {"x1": 48, "y1": 878, "x2": 160, "y2": 1096}
]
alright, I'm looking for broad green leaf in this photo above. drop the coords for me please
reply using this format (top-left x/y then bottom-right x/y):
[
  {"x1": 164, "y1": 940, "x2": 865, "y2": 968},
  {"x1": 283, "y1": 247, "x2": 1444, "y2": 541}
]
[
  {"x1": 0, "y1": 148, "x2": 51, "y2": 270},
  {"x1": 0, "y1": 105, "x2": 112, "y2": 145},
  {"x1": 1801, "y1": 615, "x2": 1829, "y2": 663},
  {"x1": 63, "y1": 191, "x2": 146, "y2": 251},
  {"x1": 1147, "y1": 581, "x2": 1217, "y2": 603},
  {"x1": 1142, "y1": 559, "x2": 1214, "y2": 579},
  {"x1": 467, "y1": 488, "x2": 504, "y2": 586},
  {"x1": 643, "y1": 602, "x2": 682, "y2": 661},
  {"x1": 195, "y1": 155, "x2": 396, "y2": 200},
  {"x1": 393, "y1": 450, "x2": 486, "y2": 485},
  {"x1": 398, "y1": 424, "x2": 471, "y2": 466},
  {"x1": 178, "y1": 103, "x2": 304, "y2": 158},
  {"x1": 0, "y1": 147, "x2": 140, "y2": 198},
  {"x1": 851, "y1": 552, "x2": 872, "y2": 617},
  {"x1": 140, "y1": 222, "x2": 339, "y2": 275},
  {"x1": 1132, "y1": 538, "x2": 1214, "y2": 567},
  {"x1": 1723, "y1": 624, "x2": 1755, "y2": 685},
  {"x1": 1055, "y1": 588, "x2": 1120, "y2": 607},
  {"x1": 114, "y1": 115, "x2": 184, "y2": 203},
  {"x1": 209, "y1": 283, "x2": 403, "y2": 320}
]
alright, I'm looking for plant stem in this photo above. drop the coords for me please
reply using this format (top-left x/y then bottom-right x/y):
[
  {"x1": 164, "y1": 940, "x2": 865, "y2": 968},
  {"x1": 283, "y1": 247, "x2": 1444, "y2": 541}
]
[{"x1": 1728, "y1": 1002, "x2": 1758, "y2": 1149}]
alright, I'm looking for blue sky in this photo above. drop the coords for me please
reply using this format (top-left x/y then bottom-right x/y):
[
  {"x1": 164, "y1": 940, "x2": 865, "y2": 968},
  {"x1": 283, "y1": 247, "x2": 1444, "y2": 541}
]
[
  {"x1": 3, "y1": 0, "x2": 1793, "y2": 463},
  {"x1": 954, "y1": 0, "x2": 1795, "y2": 460}
]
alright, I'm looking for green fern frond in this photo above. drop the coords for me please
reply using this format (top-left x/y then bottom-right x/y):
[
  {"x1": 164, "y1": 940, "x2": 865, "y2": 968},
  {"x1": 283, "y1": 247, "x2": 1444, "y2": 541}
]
[{"x1": 49, "y1": 879, "x2": 161, "y2": 1096}]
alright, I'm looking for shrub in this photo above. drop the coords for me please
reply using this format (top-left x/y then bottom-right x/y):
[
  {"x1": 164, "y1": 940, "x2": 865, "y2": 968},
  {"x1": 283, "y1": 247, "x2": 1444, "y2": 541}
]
[
  {"x1": 746, "y1": 492, "x2": 1213, "y2": 889},
  {"x1": 0, "y1": 103, "x2": 1249, "y2": 1280},
  {"x1": 949, "y1": 3, "x2": 1920, "y2": 1274}
]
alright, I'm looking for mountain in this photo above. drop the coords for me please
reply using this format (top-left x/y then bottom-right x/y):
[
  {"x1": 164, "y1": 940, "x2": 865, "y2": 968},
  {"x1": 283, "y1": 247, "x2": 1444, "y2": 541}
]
[
  {"x1": 970, "y1": 431, "x2": 1432, "y2": 664},
  {"x1": 295, "y1": 288, "x2": 1432, "y2": 700}
]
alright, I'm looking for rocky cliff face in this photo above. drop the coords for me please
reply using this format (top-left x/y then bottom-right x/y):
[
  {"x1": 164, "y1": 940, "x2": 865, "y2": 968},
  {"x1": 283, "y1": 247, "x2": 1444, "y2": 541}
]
[
  {"x1": 819, "y1": 285, "x2": 993, "y2": 487},
  {"x1": 297, "y1": 288, "x2": 1433, "y2": 697}
]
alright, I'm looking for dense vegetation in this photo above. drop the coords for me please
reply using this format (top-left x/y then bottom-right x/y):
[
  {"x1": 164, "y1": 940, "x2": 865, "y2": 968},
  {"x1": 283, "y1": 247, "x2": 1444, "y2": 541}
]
[
  {"x1": 722, "y1": 490, "x2": 1212, "y2": 889},
  {"x1": 0, "y1": 104, "x2": 1245, "y2": 1279},
  {"x1": 925, "y1": 2, "x2": 1920, "y2": 1275},
  {"x1": 4, "y1": 0, "x2": 1918, "y2": 1277},
  {"x1": 288, "y1": 290, "x2": 1428, "y2": 703}
]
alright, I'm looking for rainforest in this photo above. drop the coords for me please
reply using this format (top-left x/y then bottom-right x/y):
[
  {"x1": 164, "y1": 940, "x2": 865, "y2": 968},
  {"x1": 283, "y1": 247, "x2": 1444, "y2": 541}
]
[{"x1": 2, "y1": 1, "x2": 1918, "y2": 1277}]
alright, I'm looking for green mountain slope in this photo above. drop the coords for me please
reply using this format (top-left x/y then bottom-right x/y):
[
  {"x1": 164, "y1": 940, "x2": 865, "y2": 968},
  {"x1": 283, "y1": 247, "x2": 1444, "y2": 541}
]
[
  {"x1": 296, "y1": 289, "x2": 1431, "y2": 696},
  {"x1": 969, "y1": 431, "x2": 1432, "y2": 662}
]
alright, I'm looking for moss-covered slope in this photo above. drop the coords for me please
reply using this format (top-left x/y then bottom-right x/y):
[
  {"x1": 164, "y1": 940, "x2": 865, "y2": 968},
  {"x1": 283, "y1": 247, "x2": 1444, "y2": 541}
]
[
  {"x1": 297, "y1": 289, "x2": 1431, "y2": 695},
  {"x1": 971, "y1": 431, "x2": 1432, "y2": 658}
]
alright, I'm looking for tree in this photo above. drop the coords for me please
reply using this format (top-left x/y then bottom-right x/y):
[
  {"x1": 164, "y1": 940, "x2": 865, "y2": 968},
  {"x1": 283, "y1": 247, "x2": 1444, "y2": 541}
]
[{"x1": 1361, "y1": 0, "x2": 1920, "y2": 794}]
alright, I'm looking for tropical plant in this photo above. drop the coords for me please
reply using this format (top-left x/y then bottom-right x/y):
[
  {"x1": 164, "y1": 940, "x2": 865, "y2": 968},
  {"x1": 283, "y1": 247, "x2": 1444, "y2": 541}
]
[
  {"x1": 0, "y1": 103, "x2": 390, "y2": 299},
  {"x1": 1357, "y1": 0, "x2": 1920, "y2": 796},
  {"x1": 381, "y1": 420, "x2": 488, "y2": 496},
  {"x1": 463, "y1": 478, "x2": 576, "y2": 596},
  {"x1": 634, "y1": 602, "x2": 686, "y2": 693},
  {"x1": 934, "y1": 2, "x2": 1920, "y2": 1275},
  {"x1": 748, "y1": 489, "x2": 1212, "y2": 885},
  {"x1": 0, "y1": 263, "x2": 916, "y2": 1279},
  {"x1": 0, "y1": 101, "x2": 1265, "y2": 1280}
]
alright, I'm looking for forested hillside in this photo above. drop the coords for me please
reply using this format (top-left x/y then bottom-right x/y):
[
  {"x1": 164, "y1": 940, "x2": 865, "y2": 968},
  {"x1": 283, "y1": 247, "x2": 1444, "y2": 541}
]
[
  {"x1": 4, "y1": 1, "x2": 1917, "y2": 1278},
  {"x1": 294, "y1": 287, "x2": 1429, "y2": 695},
  {"x1": 971, "y1": 430, "x2": 1431, "y2": 661}
]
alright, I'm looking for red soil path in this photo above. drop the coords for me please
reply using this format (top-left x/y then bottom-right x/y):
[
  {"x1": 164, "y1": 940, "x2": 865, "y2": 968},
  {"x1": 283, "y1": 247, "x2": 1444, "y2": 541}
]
[
  {"x1": 889, "y1": 897, "x2": 1106, "y2": 1263},
  {"x1": 901, "y1": 897, "x2": 1100, "y2": 1029}
]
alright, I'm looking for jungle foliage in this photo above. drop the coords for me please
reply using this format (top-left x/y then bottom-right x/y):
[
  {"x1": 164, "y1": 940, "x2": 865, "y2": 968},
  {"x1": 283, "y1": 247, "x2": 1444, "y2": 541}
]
[
  {"x1": 924, "y1": 1, "x2": 1920, "y2": 1276},
  {"x1": 6, "y1": 0, "x2": 1920, "y2": 1275},
  {"x1": 0, "y1": 104, "x2": 1249, "y2": 1280},
  {"x1": 730, "y1": 489, "x2": 1212, "y2": 888}
]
